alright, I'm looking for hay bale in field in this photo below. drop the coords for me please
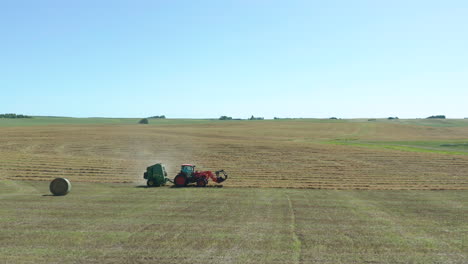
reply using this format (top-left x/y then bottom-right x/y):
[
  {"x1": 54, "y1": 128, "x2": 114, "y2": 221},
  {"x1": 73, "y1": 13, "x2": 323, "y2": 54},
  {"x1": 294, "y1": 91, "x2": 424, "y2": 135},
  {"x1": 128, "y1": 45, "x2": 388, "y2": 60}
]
[{"x1": 49, "y1": 178, "x2": 71, "y2": 196}]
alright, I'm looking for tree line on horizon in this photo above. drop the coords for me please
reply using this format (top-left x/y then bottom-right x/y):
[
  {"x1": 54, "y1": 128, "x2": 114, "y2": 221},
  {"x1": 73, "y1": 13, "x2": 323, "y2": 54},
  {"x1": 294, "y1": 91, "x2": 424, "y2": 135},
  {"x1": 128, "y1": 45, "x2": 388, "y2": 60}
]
[
  {"x1": 0, "y1": 113, "x2": 32, "y2": 119},
  {"x1": 219, "y1": 115, "x2": 264, "y2": 120},
  {"x1": 219, "y1": 115, "x2": 451, "y2": 120},
  {"x1": 148, "y1": 115, "x2": 166, "y2": 119},
  {"x1": 0, "y1": 113, "x2": 452, "y2": 121}
]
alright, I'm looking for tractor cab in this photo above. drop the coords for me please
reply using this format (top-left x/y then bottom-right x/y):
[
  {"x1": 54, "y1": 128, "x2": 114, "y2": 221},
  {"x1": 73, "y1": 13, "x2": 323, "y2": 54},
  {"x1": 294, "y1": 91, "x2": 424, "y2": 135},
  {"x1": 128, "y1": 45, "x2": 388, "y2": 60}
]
[{"x1": 181, "y1": 164, "x2": 195, "y2": 177}]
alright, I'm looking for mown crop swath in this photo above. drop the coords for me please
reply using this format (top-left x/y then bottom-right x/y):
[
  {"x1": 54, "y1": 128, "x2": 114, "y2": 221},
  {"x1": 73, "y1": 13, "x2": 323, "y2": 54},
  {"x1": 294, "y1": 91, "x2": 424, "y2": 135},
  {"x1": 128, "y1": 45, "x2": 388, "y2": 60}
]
[{"x1": 0, "y1": 120, "x2": 467, "y2": 190}]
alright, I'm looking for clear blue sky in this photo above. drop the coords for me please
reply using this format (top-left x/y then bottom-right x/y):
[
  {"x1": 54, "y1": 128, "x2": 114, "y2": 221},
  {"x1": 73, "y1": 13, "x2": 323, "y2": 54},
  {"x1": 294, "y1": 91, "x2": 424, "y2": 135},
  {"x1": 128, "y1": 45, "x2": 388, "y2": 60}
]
[{"x1": 1, "y1": 0, "x2": 467, "y2": 118}]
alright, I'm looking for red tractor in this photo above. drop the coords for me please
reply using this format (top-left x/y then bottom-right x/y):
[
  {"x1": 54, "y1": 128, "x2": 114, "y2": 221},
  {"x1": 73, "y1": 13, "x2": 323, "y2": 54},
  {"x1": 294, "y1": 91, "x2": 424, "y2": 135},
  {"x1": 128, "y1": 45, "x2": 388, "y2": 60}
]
[{"x1": 173, "y1": 164, "x2": 228, "y2": 187}]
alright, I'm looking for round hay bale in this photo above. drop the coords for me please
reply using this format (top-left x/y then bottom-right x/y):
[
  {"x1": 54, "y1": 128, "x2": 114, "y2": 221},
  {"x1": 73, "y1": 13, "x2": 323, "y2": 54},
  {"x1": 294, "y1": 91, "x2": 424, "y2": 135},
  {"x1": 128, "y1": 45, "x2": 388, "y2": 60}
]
[{"x1": 49, "y1": 178, "x2": 71, "y2": 196}]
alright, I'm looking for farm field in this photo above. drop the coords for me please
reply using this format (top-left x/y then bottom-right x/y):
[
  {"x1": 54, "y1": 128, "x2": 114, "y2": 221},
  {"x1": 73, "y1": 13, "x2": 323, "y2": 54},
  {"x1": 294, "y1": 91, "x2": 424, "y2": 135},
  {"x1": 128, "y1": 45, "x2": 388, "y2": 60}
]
[
  {"x1": 0, "y1": 118, "x2": 467, "y2": 263},
  {"x1": 0, "y1": 180, "x2": 466, "y2": 264},
  {"x1": 0, "y1": 118, "x2": 467, "y2": 190}
]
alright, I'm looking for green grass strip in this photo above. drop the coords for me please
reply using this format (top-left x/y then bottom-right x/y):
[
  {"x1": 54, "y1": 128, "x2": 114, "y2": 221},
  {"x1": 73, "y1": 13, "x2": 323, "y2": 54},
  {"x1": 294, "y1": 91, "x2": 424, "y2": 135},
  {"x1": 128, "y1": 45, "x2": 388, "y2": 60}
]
[{"x1": 326, "y1": 141, "x2": 468, "y2": 156}]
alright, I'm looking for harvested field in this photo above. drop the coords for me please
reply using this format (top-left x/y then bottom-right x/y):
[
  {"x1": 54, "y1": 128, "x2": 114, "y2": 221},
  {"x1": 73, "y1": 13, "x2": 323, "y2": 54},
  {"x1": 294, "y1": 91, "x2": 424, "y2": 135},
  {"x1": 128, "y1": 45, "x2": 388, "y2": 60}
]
[
  {"x1": 1, "y1": 119, "x2": 467, "y2": 264},
  {"x1": 0, "y1": 119, "x2": 467, "y2": 190},
  {"x1": 0, "y1": 181, "x2": 466, "y2": 264}
]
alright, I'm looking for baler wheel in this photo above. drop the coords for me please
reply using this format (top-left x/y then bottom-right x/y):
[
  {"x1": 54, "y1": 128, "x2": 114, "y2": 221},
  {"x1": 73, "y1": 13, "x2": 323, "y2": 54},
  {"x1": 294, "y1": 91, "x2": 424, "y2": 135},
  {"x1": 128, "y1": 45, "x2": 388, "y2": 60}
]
[
  {"x1": 147, "y1": 180, "x2": 156, "y2": 187},
  {"x1": 174, "y1": 174, "x2": 187, "y2": 187},
  {"x1": 196, "y1": 179, "x2": 207, "y2": 187}
]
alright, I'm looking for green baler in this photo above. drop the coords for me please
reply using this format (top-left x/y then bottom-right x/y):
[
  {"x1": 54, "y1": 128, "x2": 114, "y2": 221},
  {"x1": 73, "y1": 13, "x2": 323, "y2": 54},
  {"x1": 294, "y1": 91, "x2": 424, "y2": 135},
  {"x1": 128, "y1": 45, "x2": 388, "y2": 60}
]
[{"x1": 143, "y1": 163, "x2": 168, "y2": 187}]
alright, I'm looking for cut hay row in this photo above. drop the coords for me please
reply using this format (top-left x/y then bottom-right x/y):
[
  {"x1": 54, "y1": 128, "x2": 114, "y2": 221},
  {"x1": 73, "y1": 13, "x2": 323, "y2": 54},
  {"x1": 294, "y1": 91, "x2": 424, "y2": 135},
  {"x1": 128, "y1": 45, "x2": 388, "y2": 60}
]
[{"x1": 0, "y1": 163, "x2": 141, "y2": 174}]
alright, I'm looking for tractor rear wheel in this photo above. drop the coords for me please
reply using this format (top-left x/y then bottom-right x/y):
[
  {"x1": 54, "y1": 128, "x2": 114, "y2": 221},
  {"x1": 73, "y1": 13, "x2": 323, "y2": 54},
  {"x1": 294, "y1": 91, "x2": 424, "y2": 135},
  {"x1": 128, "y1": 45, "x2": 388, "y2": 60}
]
[
  {"x1": 196, "y1": 179, "x2": 207, "y2": 187},
  {"x1": 174, "y1": 174, "x2": 187, "y2": 187}
]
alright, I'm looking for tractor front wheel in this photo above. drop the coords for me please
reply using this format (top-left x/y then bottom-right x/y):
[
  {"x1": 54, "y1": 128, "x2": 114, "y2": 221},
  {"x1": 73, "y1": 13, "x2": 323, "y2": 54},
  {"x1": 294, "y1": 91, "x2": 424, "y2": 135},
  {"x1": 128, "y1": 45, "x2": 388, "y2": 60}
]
[
  {"x1": 174, "y1": 174, "x2": 187, "y2": 187},
  {"x1": 196, "y1": 179, "x2": 207, "y2": 187}
]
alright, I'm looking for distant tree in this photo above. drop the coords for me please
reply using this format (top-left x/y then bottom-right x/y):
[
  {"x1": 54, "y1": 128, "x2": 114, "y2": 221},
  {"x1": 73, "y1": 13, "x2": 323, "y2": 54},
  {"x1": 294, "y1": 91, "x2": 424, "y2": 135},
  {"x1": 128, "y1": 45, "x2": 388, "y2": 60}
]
[
  {"x1": 249, "y1": 115, "x2": 264, "y2": 120},
  {"x1": 274, "y1": 117, "x2": 280, "y2": 120},
  {"x1": 219, "y1": 116, "x2": 232, "y2": 120},
  {"x1": 387, "y1": 117, "x2": 399, "y2": 120},
  {"x1": 426, "y1": 115, "x2": 446, "y2": 119},
  {"x1": 329, "y1": 117, "x2": 338, "y2": 120},
  {"x1": 148, "y1": 115, "x2": 166, "y2": 119},
  {"x1": 138, "y1": 118, "x2": 149, "y2": 124}
]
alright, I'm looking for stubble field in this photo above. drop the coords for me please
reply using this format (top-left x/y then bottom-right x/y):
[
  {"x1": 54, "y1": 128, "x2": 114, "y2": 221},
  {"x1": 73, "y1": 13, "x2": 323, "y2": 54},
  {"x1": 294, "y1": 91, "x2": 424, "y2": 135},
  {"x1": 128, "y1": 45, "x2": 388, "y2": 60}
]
[
  {"x1": 0, "y1": 118, "x2": 467, "y2": 263},
  {"x1": 0, "y1": 118, "x2": 467, "y2": 189}
]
